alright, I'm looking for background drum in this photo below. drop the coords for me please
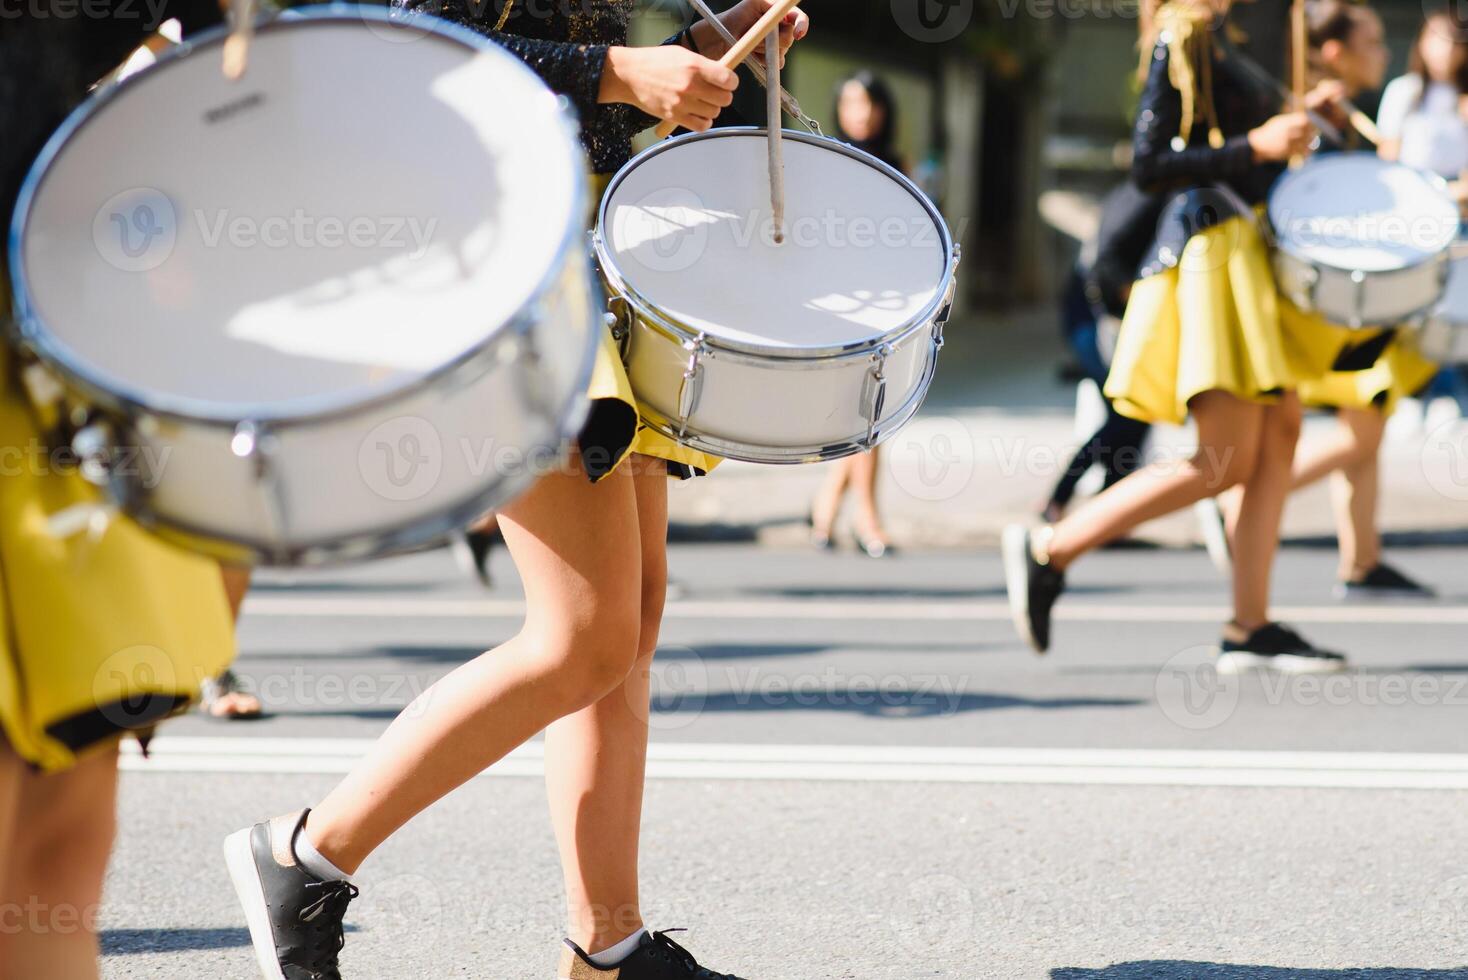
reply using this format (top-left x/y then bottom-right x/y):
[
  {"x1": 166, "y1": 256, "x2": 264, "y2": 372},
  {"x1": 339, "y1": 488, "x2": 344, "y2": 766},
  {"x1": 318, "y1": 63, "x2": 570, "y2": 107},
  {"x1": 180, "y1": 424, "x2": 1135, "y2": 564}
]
[
  {"x1": 1268, "y1": 153, "x2": 1458, "y2": 328},
  {"x1": 1418, "y1": 251, "x2": 1468, "y2": 363},
  {"x1": 9, "y1": 8, "x2": 598, "y2": 566},
  {"x1": 594, "y1": 128, "x2": 958, "y2": 464}
]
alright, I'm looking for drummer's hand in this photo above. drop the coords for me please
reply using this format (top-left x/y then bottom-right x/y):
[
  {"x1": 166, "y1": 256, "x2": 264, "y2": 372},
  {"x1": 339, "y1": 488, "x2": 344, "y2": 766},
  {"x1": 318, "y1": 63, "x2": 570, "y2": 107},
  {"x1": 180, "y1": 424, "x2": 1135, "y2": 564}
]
[
  {"x1": 1305, "y1": 79, "x2": 1349, "y2": 129},
  {"x1": 692, "y1": 0, "x2": 810, "y2": 68},
  {"x1": 1248, "y1": 112, "x2": 1315, "y2": 162},
  {"x1": 601, "y1": 46, "x2": 738, "y2": 133}
]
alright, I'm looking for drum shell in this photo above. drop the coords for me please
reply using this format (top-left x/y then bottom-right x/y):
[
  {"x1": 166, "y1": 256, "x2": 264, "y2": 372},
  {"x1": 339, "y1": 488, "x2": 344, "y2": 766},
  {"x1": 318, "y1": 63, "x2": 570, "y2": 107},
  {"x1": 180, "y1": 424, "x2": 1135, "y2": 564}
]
[
  {"x1": 1273, "y1": 249, "x2": 1450, "y2": 328},
  {"x1": 89, "y1": 254, "x2": 597, "y2": 565},
  {"x1": 615, "y1": 294, "x2": 947, "y2": 464}
]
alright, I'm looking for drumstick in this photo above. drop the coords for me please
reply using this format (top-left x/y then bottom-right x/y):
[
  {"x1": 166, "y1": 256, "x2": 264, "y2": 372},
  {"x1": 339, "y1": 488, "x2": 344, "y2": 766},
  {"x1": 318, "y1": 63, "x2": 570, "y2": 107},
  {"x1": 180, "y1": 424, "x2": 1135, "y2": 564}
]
[
  {"x1": 766, "y1": 30, "x2": 785, "y2": 244},
  {"x1": 684, "y1": 0, "x2": 818, "y2": 134},
  {"x1": 1290, "y1": 0, "x2": 1306, "y2": 167},
  {"x1": 654, "y1": 0, "x2": 802, "y2": 139},
  {"x1": 222, "y1": 0, "x2": 257, "y2": 80}
]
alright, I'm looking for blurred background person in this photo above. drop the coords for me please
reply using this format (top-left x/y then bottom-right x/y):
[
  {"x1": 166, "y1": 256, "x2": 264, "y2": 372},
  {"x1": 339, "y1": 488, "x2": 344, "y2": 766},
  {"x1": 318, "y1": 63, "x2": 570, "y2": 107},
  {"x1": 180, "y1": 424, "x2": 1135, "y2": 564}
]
[
  {"x1": 810, "y1": 70, "x2": 905, "y2": 558},
  {"x1": 1042, "y1": 181, "x2": 1160, "y2": 523}
]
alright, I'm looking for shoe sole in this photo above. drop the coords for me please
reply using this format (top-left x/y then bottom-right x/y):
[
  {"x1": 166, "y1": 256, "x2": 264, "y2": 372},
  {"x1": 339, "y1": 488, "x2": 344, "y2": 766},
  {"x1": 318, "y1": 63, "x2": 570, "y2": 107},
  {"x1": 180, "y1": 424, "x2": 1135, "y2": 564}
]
[
  {"x1": 1333, "y1": 584, "x2": 1434, "y2": 601},
  {"x1": 224, "y1": 828, "x2": 288, "y2": 980},
  {"x1": 1001, "y1": 525, "x2": 1044, "y2": 654},
  {"x1": 1215, "y1": 651, "x2": 1348, "y2": 675},
  {"x1": 1193, "y1": 500, "x2": 1232, "y2": 577}
]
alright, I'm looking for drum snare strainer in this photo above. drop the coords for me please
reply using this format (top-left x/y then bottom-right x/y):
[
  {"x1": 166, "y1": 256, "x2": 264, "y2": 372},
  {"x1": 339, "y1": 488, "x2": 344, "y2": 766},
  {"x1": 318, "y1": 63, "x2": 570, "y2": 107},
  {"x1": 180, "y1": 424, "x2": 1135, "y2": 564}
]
[{"x1": 594, "y1": 128, "x2": 958, "y2": 463}]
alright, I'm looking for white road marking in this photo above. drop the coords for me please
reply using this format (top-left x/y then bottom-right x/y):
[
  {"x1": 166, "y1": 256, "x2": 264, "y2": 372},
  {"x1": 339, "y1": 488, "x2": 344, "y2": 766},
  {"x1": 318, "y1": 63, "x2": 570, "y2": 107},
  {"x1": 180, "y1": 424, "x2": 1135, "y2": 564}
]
[
  {"x1": 240, "y1": 594, "x2": 1468, "y2": 625},
  {"x1": 120, "y1": 737, "x2": 1468, "y2": 790}
]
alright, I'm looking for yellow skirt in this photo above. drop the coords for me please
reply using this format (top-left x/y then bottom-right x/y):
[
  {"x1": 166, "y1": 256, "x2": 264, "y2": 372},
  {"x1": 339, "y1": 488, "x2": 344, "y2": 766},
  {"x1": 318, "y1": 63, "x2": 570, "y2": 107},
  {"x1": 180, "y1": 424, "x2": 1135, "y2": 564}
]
[
  {"x1": 1295, "y1": 333, "x2": 1439, "y2": 415},
  {"x1": 581, "y1": 174, "x2": 720, "y2": 482},
  {"x1": 1105, "y1": 213, "x2": 1357, "y2": 425}
]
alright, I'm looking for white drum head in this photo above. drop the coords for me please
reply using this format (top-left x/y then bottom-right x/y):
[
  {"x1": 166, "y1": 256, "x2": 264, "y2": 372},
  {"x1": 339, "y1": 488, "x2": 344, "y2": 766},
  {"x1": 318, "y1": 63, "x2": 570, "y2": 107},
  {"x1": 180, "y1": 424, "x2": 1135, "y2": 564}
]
[
  {"x1": 15, "y1": 14, "x2": 581, "y2": 419},
  {"x1": 1269, "y1": 153, "x2": 1458, "y2": 272},
  {"x1": 600, "y1": 131, "x2": 948, "y2": 351}
]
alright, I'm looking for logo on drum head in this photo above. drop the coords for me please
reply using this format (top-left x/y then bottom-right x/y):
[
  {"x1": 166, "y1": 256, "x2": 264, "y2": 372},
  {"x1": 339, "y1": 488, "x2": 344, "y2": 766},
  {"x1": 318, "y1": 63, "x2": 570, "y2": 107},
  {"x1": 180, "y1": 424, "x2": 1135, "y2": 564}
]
[
  {"x1": 93, "y1": 187, "x2": 177, "y2": 273},
  {"x1": 613, "y1": 187, "x2": 711, "y2": 274},
  {"x1": 359, "y1": 416, "x2": 443, "y2": 503},
  {"x1": 890, "y1": 0, "x2": 973, "y2": 43}
]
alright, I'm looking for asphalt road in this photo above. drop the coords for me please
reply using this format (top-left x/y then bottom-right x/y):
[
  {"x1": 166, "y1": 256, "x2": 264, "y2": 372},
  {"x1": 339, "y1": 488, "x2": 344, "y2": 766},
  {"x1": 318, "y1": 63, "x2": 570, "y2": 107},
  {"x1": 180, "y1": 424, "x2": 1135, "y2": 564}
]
[{"x1": 101, "y1": 539, "x2": 1468, "y2": 979}]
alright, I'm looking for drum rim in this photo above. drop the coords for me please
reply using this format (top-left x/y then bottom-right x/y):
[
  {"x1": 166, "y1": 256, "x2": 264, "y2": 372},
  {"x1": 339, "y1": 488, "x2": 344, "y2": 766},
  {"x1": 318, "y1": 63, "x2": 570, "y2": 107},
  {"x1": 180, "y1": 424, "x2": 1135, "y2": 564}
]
[
  {"x1": 7, "y1": 4, "x2": 592, "y2": 431},
  {"x1": 1267, "y1": 150, "x2": 1458, "y2": 273},
  {"x1": 593, "y1": 127, "x2": 958, "y2": 361}
]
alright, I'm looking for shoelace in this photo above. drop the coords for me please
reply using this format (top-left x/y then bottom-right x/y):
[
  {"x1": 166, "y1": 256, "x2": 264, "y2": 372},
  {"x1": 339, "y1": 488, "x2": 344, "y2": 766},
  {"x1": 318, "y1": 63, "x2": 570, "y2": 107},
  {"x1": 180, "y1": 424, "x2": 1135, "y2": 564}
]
[
  {"x1": 647, "y1": 930, "x2": 742, "y2": 980},
  {"x1": 297, "y1": 879, "x2": 360, "y2": 973}
]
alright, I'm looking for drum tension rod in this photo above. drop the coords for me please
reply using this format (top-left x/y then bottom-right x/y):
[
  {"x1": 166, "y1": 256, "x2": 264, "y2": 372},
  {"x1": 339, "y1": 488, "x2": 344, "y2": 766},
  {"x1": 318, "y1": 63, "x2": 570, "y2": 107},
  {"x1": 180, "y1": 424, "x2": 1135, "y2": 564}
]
[
  {"x1": 862, "y1": 343, "x2": 894, "y2": 447},
  {"x1": 676, "y1": 335, "x2": 709, "y2": 439}
]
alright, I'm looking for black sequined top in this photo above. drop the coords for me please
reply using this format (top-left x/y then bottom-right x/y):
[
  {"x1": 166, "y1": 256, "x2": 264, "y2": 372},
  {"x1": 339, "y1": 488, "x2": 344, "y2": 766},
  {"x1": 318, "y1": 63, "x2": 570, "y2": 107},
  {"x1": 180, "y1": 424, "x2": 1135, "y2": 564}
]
[
  {"x1": 1132, "y1": 31, "x2": 1281, "y2": 205},
  {"x1": 393, "y1": 0, "x2": 666, "y2": 173}
]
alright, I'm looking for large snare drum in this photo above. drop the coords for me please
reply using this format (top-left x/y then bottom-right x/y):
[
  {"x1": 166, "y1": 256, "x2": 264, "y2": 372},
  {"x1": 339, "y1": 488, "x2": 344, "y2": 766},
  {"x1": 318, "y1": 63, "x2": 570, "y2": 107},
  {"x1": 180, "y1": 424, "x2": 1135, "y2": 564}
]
[
  {"x1": 10, "y1": 8, "x2": 597, "y2": 565},
  {"x1": 1268, "y1": 153, "x2": 1457, "y2": 328},
  {"x1": 593, "y1": 128, "x2": 958, "y2": 464},
  {"x1": 1418, "y1": 251, "x2": 1468, "y2": 363}
]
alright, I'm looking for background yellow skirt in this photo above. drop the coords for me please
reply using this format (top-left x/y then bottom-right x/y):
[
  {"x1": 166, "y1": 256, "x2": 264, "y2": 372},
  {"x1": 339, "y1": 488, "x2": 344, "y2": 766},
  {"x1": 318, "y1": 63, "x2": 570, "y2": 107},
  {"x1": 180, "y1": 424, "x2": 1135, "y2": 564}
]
[
  {"x1": 1296, "y1": 334, "x2": 1439, "y2": 415},
  {"x1": 1105, "y1": 213, "x2": 1356, "y2": 425}
]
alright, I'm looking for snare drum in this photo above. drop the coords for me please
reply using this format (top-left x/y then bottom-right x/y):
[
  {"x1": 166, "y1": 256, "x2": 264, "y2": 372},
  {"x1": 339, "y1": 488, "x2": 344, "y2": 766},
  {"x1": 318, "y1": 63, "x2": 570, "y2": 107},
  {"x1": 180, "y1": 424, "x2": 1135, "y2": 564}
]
[
  {"x1": 9, "y1": 8, "x2": 598, "y2": 565},
  {"x1": 1418, "y1": 251, "x2": 1468, "y2": 363},
  {"x1": 1268, "y1": 153, "x2": 1457, "y2": 328},
  {"x1": 593, "y1": 129, "x2": 958, "y2": 463}
]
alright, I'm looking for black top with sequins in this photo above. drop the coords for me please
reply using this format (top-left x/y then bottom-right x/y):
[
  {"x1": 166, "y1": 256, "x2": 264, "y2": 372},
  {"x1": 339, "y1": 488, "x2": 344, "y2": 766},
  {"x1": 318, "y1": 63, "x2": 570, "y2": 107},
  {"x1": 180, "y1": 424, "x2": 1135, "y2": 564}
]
[
  {"x1": 393, "y1": 0, "x2": 666, "y2": 173},
  {"x1": 1132, "y1": 33, "x2": 1281, "y2": 205}
]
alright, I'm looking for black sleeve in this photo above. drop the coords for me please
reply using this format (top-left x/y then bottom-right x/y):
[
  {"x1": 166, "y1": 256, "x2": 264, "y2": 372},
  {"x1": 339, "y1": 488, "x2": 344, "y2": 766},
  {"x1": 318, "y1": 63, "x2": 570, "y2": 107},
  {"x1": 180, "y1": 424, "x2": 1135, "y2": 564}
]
[
  {"x1": 1131, "y1": 38, "x2": 1257, "y2": 193},
  {"x1": 1088, "y1": 183, "x2": 1166, "y2": 317}
]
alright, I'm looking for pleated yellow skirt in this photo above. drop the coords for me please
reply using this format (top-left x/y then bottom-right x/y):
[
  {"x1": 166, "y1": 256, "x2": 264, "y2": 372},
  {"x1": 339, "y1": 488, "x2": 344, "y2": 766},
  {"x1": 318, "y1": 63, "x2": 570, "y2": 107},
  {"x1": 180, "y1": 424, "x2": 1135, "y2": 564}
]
[
  {"x1": 1295, "y1": 333, "x2": 1439, "y2": 415},
  {"x1": 581, "y1": 173, "x2": 720, "y2": 481},
  {"x1": 1105, "y1": 213, "x2": 1358, "y2": 425},
  {"x1": 0, "y1": 336, "x2": 235, "y2": 772}
]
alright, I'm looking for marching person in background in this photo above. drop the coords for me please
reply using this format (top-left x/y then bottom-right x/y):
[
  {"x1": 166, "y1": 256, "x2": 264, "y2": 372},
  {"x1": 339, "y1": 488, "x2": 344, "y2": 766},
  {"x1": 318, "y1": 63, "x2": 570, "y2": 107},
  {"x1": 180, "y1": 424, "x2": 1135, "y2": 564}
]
[
  {"x1": 0, "y1": 11, "x2": 237, "y2": 979},
  {"x1": 224, "y1": 4, "x2": 809, "y2": 980},
  {"x1": 1042, "y1": 181, "x2": 1160, "y2": 523},
  {"x1": 809, "y1": 71, "x2": 904, "y2": 558},
  {"x1": 1204, "y1": 0, "x2": 1440, "y2": 598},
  {"x1": 1003, "y1": 0, "x2": 1359, "y2": 672}
]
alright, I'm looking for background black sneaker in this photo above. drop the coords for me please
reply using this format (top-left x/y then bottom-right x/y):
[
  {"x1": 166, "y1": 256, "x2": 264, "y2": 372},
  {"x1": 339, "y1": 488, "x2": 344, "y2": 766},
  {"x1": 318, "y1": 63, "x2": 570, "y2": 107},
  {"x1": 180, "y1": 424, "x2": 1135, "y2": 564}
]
[
  {"x1": 1217, "y1": 623, "x2": 1347, "y2": 674},
  {"x1": 1336, "y1": 563, "x2": 1435, "y2": 600},
  {"x1": 224, "y1": 810, "x2": 359, "y2": 980},
  {"x1": 1002, "y1": 524, "x2": 1066, "y2": 654},
  {"x1": 559, "y1": 930, "x2": 745, "y2": 980}
]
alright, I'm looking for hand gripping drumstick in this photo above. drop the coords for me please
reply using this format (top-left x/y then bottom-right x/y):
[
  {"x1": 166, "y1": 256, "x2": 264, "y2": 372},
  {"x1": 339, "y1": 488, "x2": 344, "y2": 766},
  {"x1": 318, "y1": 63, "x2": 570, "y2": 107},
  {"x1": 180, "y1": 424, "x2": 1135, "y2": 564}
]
[
  {"x1": 766, "y1": 30, "x2": 786, "y2": 244},
  {"x1": 222, "y1": 0, "x2": 257, "y2": 80},
  {"x1": 654, "y1": 0, "x2": 802, "y2": 139},
  {"x1": 684, "y1": 0, "x2": 818, "y2": 134}
]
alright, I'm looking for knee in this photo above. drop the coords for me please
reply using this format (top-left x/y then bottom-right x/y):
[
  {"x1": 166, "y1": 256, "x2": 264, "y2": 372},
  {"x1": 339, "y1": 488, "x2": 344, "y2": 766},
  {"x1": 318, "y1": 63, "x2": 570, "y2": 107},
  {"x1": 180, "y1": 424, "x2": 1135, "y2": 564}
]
[
  {"x1": 16, "y1": 768, "x2": 117, "y2": 894},
  {"x1": 537, "y1": 604, "x2": 643, "y2": 712},
  {"x1": 638, "y1": 562, "x2": 668, "y2": 660},
  {"x1": 1193, "y1": 441, "x2": 1258, "y2": 492}
]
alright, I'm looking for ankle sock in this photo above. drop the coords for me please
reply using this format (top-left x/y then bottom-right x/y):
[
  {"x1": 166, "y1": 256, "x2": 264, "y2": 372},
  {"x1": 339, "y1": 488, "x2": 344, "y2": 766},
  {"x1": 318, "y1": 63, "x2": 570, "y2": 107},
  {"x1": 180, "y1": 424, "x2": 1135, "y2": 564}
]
[
  {"x1": 292, "y1": 822, "x2": 353, "y2": 883},
  {"x1": 587, "y1": 928, "x2": 647, "y2": 967}
]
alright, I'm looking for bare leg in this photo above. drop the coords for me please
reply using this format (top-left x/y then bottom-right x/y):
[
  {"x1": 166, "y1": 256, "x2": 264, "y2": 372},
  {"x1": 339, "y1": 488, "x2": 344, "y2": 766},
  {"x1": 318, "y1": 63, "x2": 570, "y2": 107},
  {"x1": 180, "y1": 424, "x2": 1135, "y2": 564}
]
[
  {"x1": 848, "y1": 448, "x2": 889, "y2": 548},
  {"x1": 810, "y1": 458, "x2": 852, "y2": 540},
  {"x1": 1045, "y1": 391, "x2": 1264, "y2": 568},
  {"x1": 0, "y1": 744, "x2": 118, "y2": 980},
  {"x1": 1230, "y1": 393, "x2": 1303, "y2": 629},
  {"x1": 543, "y1": 456, "x2": 668, "y2": 953},
  {"x1": 220, "y1": 564, "x2": 252, "y2": 622},
  {"x1": 304, "y1": 456, "x2": 644, "y2": 873},
  {"x1": 1326, "y1": 409, "x2": 1385, "y2": 578}
]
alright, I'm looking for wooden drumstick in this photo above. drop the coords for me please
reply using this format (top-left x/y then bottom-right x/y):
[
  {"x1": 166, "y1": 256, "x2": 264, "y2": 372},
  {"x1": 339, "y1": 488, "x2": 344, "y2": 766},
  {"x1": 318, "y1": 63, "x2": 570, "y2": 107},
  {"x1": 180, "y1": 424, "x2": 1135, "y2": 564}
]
[
  {"x1": 655, "y1": 0, "x2": 802, "y2": 139},
  {"x1": 766, "y1": 30, "x2": 785, "y2": 244},
  {"x1": 222, "y1": 0, "x2": 257, "y2": 80},
  {"x1": 1289, "y1": 0, "x2": 1306, "y2": 167}
]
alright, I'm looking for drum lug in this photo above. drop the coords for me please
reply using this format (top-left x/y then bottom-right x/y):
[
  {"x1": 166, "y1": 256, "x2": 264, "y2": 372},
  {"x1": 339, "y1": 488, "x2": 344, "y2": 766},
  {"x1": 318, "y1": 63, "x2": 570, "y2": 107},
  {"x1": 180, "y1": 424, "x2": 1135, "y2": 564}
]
[
  {"x1": 1348, "y1": 269, "x2": 1367, "y2": 329},
  {"x1": 676, "y1": 335, "x2": 709, "y2": 439},
  {"x1": 605, "y1": 295, "x2": 632, "y2": 360},
  {"x1": 861, "y1": 343, "x2": 894, "y2": 447},
  {"x1": 231, "y1": 420, "x2": 289, "y2": 550},
  {"x1": 71, "y1": 419, "x2": 116, "y2": 488}
]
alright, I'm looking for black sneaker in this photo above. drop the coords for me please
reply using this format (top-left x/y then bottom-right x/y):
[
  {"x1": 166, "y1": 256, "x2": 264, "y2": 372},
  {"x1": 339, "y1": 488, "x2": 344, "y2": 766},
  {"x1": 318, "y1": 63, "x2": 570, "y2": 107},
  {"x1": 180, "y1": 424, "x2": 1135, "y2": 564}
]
[
  {"x1": 1216, "y1": 623, "x2": 1347, "y2": 674},
  {"x1": 560, "y1": 930, "x2": 745, "y2": 980},
  {"x1": 1336, "y1": 563, "x2": 1435, "y2": 600},
  {"x1": 451, "y1": 527, "x2": 498, "y2": 588},
  {"x1": 1001, "y1": 524, "x2": 1066, "y2": 654},
  {"x1": 224, "y1": 810, "x2": 359, "y2": 980}
]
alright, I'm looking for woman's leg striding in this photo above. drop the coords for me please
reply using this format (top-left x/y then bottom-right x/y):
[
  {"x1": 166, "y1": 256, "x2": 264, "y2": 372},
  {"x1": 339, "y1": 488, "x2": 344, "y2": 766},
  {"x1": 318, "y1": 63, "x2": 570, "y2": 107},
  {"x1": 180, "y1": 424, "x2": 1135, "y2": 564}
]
[
  {"x1": 1326, "y1": 409, "x2": 1385, "y2": 578},
  {"x1": 303, "y1": 456, "x2": 645, "y2": 874},
  {"x1": 1230, "y1": 392, "x2": 1303, "y2": 629},
  {"x1": 1045, "y1": 390, "x2": 1264, "y2": 569},
  {"x1": 543, "y1": 455, "x2": 668, "y2": 955}
]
